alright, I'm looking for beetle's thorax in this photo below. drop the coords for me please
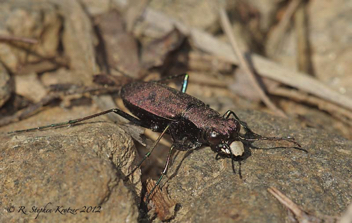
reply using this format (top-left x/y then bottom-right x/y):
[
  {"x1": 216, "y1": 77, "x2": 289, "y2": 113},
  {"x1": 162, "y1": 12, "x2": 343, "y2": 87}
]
[
  {"x1": 182, "y1": 105, "x2": 239, "y2": 141},
  {"x1": 206, "y1": 117, "x2": 238, "y2": 136}
]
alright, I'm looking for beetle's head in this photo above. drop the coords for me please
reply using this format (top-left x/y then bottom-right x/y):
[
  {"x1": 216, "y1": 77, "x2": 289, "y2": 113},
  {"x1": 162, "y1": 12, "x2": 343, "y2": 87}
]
[
  {"x1": 207, "y1": 130, "x2": 245, "y2": 157},
  {"x1": 206, "y1": 118, "x2": 244, "y2": 156}
]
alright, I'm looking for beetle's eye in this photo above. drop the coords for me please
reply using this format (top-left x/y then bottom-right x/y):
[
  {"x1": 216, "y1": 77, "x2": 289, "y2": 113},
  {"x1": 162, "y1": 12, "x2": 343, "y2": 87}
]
[{"x1": 208, "y1": 130, "x2": 222, "y2": 145}]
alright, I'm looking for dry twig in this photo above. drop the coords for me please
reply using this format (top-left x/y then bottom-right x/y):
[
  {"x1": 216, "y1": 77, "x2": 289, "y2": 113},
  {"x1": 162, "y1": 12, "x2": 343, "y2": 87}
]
[
  {"x1": 268, "y1": 187, "x2": 339, "y2": 223},
  {"x1": 124, "y1": 0, "x2": 150, "y2": 32},
  {"x1": 266, "y1": 0, "x2": 302, "y2": 57},
  {"x1": 0, "y1": 86, "x2": 119, "y2": 128},
  {"x1": 270, "y1": 87, "x2": 352, "y2": 126},
  {"x1": 218, "y1": 7, "x2": 286, "y2": 117},
  {"x1": 294, "y1": 0, "x2": 314, "y2": 75},
  {"x1": 0, "y1": 35, "x2": 38, "y2": 44}
]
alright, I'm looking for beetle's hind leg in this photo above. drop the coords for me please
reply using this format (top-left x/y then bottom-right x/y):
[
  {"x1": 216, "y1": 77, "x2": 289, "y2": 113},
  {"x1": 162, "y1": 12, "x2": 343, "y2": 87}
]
[
  {"x1": 180, "y1": 73, "x2": 189, "y2": 93},
  {"x1": 8, "y1": 108, "x2": 146, "y2": 134},
  {"x1": 153, "y1": 73, "x2": 189, "y2": 93}
]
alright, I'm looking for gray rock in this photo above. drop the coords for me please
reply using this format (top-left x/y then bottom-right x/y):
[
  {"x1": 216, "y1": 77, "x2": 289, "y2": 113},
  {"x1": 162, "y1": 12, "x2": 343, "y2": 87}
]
[
  {"x1": 164, "y1": 110, "x2": 352, "y2": 223},
  {"x1": 2, "y1": 109, "x2": 351, "y2": 222},
  {"x1": 0, "y1": 122, "x2": 140, "y2": 222}
]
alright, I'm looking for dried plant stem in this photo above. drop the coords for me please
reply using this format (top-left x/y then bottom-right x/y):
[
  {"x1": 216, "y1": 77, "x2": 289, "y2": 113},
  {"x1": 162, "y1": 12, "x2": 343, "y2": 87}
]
[
  {"x1": 270, "y1": 87, "x2": 352, "y2": 127},
  {"x1": 219, "y1": 8, "x2": 286, "y2": 117},
  {"x1": 0, "y1": 35, "x2": 38, "y2": 44},
  {"x1": 268, "y1": 187, "x2": 340, "y2": 223}
]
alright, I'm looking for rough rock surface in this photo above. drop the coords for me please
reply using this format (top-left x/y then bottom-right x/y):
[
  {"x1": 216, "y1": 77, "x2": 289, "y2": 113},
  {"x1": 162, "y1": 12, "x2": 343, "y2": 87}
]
[
  {"x1": 164, "y1": 110, "x2": 352, "y2": 222},
  {"x1": 1, "y1": 108, "x2": 351, "y2": 222},
  {"x1": 0, "y1": 122, "x2": 140, "y2": 222}
]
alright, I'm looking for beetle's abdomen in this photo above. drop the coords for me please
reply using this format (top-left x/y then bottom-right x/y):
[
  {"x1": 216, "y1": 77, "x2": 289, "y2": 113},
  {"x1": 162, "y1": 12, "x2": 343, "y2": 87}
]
[{"x1": 121, "y1": 82, "x2": 204, "y2": 120}]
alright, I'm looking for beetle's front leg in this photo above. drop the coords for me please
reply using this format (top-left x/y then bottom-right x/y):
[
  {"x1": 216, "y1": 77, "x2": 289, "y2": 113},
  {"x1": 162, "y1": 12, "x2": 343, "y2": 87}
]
[
  {"x1": 145, "y1": 145, "x2": 175, "y2": 201},
  {"x1": 222, "y1": 110, "x2": 254, "y2": 136}
]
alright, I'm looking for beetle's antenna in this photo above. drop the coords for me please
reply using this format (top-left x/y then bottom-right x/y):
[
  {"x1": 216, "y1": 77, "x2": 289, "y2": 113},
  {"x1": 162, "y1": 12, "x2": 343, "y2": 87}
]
[
  {"x1": 239, "y1": 134, "x2": 308, "y2": 154},
  {"x1": 239, "y1": 135, "x2": 302, "y2": 148},
  {"x1": 222, "y1": 110, "x2": 302, "y2": 148}
]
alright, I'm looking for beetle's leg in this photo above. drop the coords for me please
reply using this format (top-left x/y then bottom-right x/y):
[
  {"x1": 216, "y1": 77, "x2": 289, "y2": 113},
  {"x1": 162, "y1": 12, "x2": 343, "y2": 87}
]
[
  {"x1": 145, "y1": 145, "x2": 175, "y2": 201},
  {"x1": 153, "y1": 73, "x2": 189, "y2": 93},
  {"x1": 180, "y1": 73, "x2": 189, "y2": 93},
  {"x1": 8, "y1": 108, "x2": 147, "y2": 134},
  {"x1": 153, "y1": 73, "x2": 187, "y2": 83},
  {"x1": 125, "y1": 124, "x2": 171, "y2": 178},
  {"x1": 223, "y1": 110, "x2": 253, "y2": 134},
  {"x1": 223, "y1": 110, "x2": 237, "y2": 119},
  {"x1": 111, "y1": 108, "x2": 150, "y2": 128},
  {"x1": 224, "y1": 110, "x2": 272, "y2": 139},
  {"x1": 8, "y1": 108, "x2": 144, "y2": 133}
]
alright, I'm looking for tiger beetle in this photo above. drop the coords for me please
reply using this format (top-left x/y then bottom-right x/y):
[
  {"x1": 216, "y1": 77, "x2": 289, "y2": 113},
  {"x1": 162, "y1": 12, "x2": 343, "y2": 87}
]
[{"x1": 8, "y1": 73, "x2": 301, "y2": 201}]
